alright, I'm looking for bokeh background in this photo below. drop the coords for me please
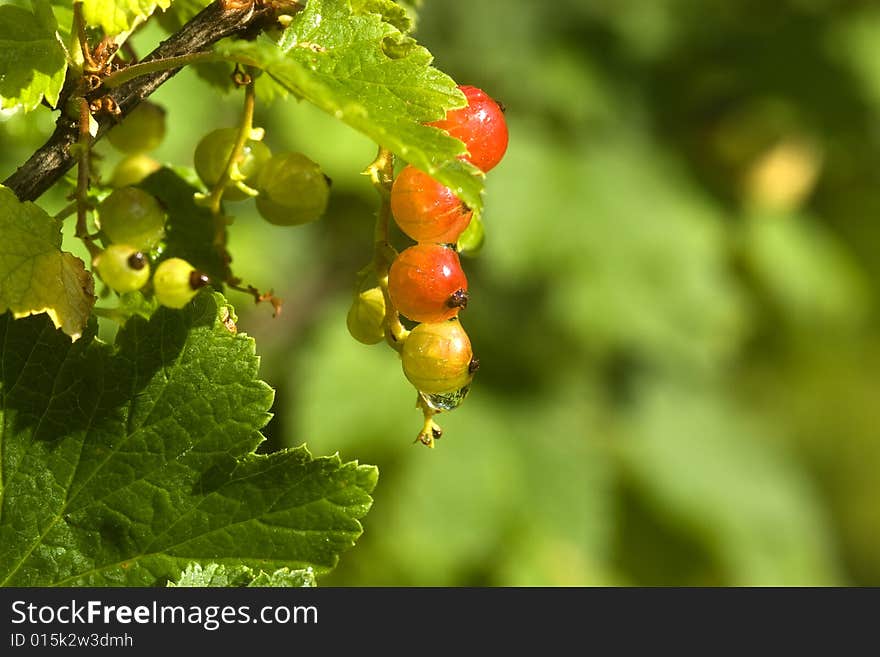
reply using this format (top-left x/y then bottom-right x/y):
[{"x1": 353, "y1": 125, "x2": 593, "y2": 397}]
[{"x1": 3, "y1": 0, "x2": 880, "y2": 585}]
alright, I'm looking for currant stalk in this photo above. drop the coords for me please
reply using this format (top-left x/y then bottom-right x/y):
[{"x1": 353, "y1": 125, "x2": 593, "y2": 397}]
[{"x1": 365, "y1": 146, "x2": 409, "y2": 350}]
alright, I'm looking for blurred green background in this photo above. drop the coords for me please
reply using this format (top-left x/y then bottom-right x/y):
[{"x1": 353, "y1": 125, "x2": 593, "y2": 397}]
[{"x1": 4, "y1": 0, "x2": 880, "y2": 585}]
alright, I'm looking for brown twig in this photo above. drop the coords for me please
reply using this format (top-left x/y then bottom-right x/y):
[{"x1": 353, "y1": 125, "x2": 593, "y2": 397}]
[
  {"x1": 227, "y1": 278, "x2": 284, "y2": 316},
  {"x1": 74, "y1": 99, "x2": 100, "y2": 258}
]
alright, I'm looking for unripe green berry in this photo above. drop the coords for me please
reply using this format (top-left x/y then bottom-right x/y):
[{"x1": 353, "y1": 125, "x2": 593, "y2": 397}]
[
  {"x1": 194, "y1": 128, "x2": 271, "y2": 201},
  {"x1": 95, "y1": 244, "x2": 151, "y2": 293},
  {"x1": 255, "y1": 152, "x2": 330, "y2": 225},
  {"x1": 107, "y1": 102, "x2": 166, "y2": 154},
  {"x1": 347, "y1": 287, "x2": 386, "y2": 345},
  {"x1": 153, "y1": 258, "x2": 210, "y2": 309},
  {"x1": 98, "y1": 187, "x2": 166, "y2": 251},
  {"x1": 110, "y1": 154, "x2": 161, "y2": 188}
]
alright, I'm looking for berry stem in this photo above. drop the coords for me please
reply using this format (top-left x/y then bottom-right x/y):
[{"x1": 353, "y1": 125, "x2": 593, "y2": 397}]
[
  {"x1": 416, "y1": 395, "x2": 441, "y2": 448},
  {"x1": 201, "y1": 77, "x2": 282, "y2": 315},
  {"x1": 73, "y1": 3, "x2": 99, "y2": 73},
  {"x1": 207, "y1": 76, "x2": 258, "y2": 217},
  {"x1": 365, "y1": 146, "x2": 408, "y2": 350},
  {"x1": 100, "y1": 52, "x2": 218, "y2": 88}
]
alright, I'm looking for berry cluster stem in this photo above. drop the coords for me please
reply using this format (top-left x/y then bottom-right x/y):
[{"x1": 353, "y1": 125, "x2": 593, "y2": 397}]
[
  {"x1": 365, "y1": 146, "x2": 409, "y2": 351},
  {"x1": 100, "y1": 52, "x2": 218, "y2": 88},
  {"x1": 202, "y1": 76, "x2": 282, "y2": 315},
  {"x1": 416, "y1": 395, "x2": 441, "y2": 448}
]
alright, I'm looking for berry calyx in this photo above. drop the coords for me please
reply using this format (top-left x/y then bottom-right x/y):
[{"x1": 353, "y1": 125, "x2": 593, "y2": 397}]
[
  {"x1": 98, "y1": 187, "x2": 166, "y2": 250},
  {"x1": 390, "y1": 164, "x2": 472, "y2": 243},
  {"x1": 94, "y1": 244, "x2": 151, "y2": 293},
  {"x1": 347, "y1": 287, "x2": 386, "y2": 345},
  {"x1": 402, "y1": 319, "x2": 476, "y2": 394},
  {"x1": 428, "y1": 85, "x2": 508, "y2": 172},
  {"x1": 153, "y1": 258, "x2": 209, "y2": 309},
  {"x1": 107, "y1": 102, "x2": 166, "y2": 154},
  {"x1": 194, "y1": 128, "x2": 271, "y2": 201},
  {"x1": 255, "y1": 152, "x2": 330, "y2": 225},
  {"x1": 388, "y1": 244, "x2": 468, "y2": 323}
]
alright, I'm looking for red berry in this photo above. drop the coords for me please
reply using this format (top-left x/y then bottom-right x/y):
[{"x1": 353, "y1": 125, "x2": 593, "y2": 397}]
[
  {"x1": 429, "y1": 85, "x2": 508, "y2": 172},
  {"x1": 388, "y1": 244, "x2": 468, "y2": 323},
  {"x1": 391, "y1": 164, "x2": 472, "y2": 243}
]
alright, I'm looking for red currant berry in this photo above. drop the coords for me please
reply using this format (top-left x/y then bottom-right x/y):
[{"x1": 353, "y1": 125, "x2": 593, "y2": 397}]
[
  {"x1": 388, "y1": 244, "x2": 468, "y2": 323},
  {"x1": 429, "y1": 85, "x2": 508, "y2": 172},
  {"x1": 402, "y1": 319, "x2": 477, "y2": 394},
  {"x1": 391, "y1": 164, "x2": 472, "y2": 243}
]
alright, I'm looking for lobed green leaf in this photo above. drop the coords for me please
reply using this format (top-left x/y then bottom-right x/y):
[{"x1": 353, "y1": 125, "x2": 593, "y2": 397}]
[
  {"x1": 0, "y1": 292, "x2": 377, "y2": 586},
  {"x1": 170, "y1": 562, "x2": 317, "y2": 587}
]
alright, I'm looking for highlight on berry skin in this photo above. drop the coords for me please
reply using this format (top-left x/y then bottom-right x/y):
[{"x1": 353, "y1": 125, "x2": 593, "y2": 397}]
[{"x1": 428, "y1": 84, "x2": 509, "y2": 172}]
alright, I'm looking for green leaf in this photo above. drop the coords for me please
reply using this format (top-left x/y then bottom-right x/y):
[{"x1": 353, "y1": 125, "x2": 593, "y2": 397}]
[
  {"x1": 82, "y1": 0, "x2": 172, "y2": 35},
  {"x1": 0, "y1": 2, "x2": 67, "y2": 111},
  {"x1": 0, "y1": 292, "x2": 377, "y2": 586},
  {"x1": 170, "y1": 563, "x2": 317, "y2": 587},
  {"x1": 137, "y1": 167, "x2": 229, "y2": 283},
  {"x1": 216, "y1": 0, "x2": 484, "y2": 211},
  {"x1": 351, "y1": 0, "x2": 413, "y2": 33},
  {"x1": 0, "y1": 186, "x2": 95, "y2": 340}
]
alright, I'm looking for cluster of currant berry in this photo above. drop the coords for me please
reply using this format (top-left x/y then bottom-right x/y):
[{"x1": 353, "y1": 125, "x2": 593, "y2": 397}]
[
  {"x1": 96, "y1": 82, "x2": 508, "y2": 448},
  {"x1": 348, "y1": 85, "x2": 509, "y2": 445},
  {"x1": 94, "y1": 94, "x2": 334, "y2": 309},
  {"x1": 95, "y1": 102, "x2": 210, "y2": 308},
  {"x1": 193, "y1": 127, "x2": 330, "y2": 226}
]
